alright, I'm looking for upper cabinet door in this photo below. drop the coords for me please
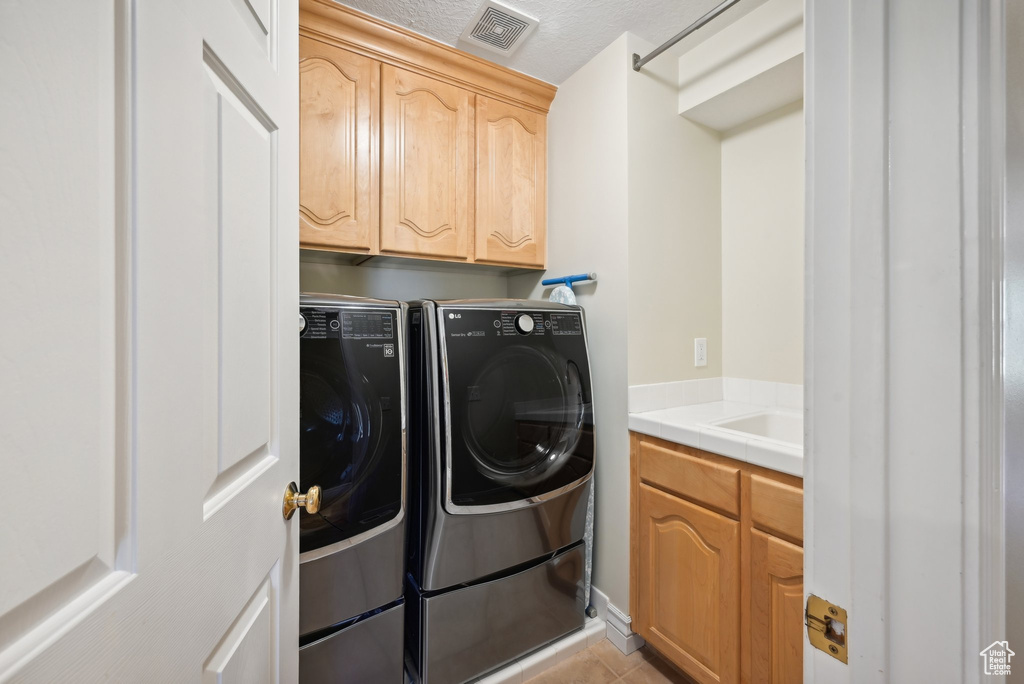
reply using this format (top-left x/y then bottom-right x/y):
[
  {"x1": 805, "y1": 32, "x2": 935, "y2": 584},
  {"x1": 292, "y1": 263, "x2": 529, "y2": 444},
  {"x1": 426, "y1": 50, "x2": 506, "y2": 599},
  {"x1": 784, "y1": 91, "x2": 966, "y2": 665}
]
[
  {"x1": 299, "y1": 38, "x2": 379, "y2": 252},
  {"x1": 475, "y1": 97, "x2": 547, "y2": 267},
  {"x1": 381, "y1": 66, "x2": 474, "y2": 260}
]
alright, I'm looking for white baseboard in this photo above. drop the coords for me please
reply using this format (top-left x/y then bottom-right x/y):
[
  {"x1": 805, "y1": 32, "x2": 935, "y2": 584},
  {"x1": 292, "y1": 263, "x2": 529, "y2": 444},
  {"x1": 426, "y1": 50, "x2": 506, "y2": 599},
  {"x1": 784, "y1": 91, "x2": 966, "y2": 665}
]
[{"x1": 590, "y1": 586, "x2": 645, "y2": 655}]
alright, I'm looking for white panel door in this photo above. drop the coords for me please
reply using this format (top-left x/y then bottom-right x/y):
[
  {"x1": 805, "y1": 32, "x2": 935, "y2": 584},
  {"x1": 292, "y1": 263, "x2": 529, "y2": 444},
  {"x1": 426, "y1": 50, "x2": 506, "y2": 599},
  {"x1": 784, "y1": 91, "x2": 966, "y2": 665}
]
[
  {"x1": 0, "y1": 0, "x2": 299, "y2": 681},
  {"x1": 804, "y1": 1, "x2": 1004, "y2": 683}
]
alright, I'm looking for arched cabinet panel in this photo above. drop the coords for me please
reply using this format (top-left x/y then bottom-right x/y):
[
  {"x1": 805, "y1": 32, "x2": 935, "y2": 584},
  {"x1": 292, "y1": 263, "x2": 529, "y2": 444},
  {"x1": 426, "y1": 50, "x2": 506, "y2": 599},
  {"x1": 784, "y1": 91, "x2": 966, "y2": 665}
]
[
  {"x1": 750, "y1": 530, "x2": 804, "y2": 684},
  {"x1": 636, "y1": 483, "x2": 740, "y2": 684},
  {"x1": 298, "y1": 37, "x2": 379, "y2": 251},
  {"x1": 380, "y1": 65, "x2": 474, "y2": 260},
  {"x1": 475, "y1": 96, "x2": 546, "y2": 267}
]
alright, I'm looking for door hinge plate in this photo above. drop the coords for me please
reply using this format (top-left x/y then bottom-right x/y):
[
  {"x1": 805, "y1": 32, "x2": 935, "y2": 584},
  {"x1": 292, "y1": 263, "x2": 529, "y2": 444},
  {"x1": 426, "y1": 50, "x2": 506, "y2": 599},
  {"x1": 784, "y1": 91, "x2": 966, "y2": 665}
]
[{"x1": 806, "y1": 594, "x2": 848, "y2": 663}]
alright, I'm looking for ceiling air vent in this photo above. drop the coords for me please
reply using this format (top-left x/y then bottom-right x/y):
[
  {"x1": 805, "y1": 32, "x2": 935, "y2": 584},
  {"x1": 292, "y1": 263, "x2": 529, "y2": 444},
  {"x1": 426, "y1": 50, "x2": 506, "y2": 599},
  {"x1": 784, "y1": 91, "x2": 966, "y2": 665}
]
[{"x1": 460, "y1": 1, "x2": 538, "y2": 56}]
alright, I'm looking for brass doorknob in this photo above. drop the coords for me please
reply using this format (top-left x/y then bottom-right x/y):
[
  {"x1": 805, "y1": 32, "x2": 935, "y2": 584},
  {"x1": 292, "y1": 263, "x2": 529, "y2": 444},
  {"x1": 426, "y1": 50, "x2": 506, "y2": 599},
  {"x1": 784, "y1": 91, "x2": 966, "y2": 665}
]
[{"x1": 283, "y1": 482, "x2": 321, "y2": 520}]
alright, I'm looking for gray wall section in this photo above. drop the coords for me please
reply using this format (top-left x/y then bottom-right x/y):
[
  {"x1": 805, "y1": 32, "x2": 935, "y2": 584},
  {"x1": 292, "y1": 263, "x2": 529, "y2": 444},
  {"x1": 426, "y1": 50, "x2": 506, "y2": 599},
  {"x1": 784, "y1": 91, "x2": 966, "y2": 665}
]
[{"x1": 300, "y1": 260, "x2": 509, "y2": 301}]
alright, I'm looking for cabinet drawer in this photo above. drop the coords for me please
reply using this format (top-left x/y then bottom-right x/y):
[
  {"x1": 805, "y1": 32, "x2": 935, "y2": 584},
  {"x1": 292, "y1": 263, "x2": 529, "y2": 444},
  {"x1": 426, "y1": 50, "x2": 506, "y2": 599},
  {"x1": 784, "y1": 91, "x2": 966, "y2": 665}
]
[
  {"x1": 639, "y1": 440, "x2": 740, "y2": 518},
  {"x1": 750, "y1": 474, "x2": 803, "y2": 544}
]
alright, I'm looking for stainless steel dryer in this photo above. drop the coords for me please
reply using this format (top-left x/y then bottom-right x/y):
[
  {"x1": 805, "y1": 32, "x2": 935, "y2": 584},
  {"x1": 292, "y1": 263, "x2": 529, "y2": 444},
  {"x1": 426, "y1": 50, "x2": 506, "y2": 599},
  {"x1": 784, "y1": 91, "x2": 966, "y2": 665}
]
[
  {"x1": 298, "y1": 294, "x2": 406, "y2": 683},
  {"x1": 406, "y1": 300, "x2": 595, "y2": 684}
]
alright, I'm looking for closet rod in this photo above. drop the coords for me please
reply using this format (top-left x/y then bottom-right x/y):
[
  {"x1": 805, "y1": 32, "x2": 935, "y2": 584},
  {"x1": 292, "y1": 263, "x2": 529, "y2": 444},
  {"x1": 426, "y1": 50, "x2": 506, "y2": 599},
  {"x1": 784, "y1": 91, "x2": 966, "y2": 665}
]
[{"x1": 631, "y1": 0, "x2": 743, "y2": 72}]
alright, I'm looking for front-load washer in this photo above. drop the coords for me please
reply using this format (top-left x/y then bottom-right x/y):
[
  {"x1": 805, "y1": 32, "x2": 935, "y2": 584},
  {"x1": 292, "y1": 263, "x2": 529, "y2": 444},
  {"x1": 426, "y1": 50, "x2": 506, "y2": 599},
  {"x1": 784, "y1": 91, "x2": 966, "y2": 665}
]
[
  {"x1": 298, "y1": 294, "x2": 407, "y2": 683},
  {"x1": 405, "y1": 300, "x2": 595, "y2": 684}
]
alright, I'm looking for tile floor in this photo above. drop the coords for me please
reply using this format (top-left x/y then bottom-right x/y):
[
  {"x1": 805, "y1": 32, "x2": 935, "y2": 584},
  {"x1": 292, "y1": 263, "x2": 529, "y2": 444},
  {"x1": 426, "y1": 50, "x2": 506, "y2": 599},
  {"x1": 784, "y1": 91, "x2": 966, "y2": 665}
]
[{"x1": 522, "y1": 640, "x2": 697, "y2": 684}]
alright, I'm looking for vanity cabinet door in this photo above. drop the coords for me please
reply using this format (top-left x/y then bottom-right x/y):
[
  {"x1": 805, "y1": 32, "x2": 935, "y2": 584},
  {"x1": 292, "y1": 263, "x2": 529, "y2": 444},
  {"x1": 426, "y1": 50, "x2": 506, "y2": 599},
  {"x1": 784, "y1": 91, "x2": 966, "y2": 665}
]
[
  {"x1": 380, "y1": 65, "x2": 474, "y2": 260},
  {"x1": 474, "y1": 96, "x2": 546, "y2": 267},
  {"x1": 636, "y1": 483, "x2": 740, "y2": 684},
  {"x1": 299, "y1": 38, "x2": 379, "y2": 251},
  {"x1": 750, "y1": 530, "x2": 804, "y2": 684}
]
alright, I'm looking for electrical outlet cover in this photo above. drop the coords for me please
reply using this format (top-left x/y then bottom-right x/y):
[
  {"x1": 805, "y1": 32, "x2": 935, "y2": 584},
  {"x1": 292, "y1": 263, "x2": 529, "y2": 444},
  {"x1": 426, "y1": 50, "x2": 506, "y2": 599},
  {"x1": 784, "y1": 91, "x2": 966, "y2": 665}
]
[{"x1": 694, "y1": 338, "x2": 708, "y2": 367}]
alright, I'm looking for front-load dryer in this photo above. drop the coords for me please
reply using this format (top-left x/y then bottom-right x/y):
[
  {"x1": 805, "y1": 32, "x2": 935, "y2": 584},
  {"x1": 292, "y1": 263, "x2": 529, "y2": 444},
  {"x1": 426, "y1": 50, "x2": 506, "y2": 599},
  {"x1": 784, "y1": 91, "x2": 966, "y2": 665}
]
[
  {"x1": 406, "y1": 300, "x2": 595, "y2": 684},
  {"x1": 298, "y1": 294, "x2": 406, "y2": 683}
]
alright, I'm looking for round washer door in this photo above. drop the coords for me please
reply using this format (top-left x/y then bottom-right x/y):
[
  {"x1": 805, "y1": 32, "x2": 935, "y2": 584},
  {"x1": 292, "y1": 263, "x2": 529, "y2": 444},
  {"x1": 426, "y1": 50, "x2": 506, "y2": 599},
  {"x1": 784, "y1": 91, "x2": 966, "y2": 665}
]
[
  {"x1": 463, "y1": 345, "x2": 584, "y2": 487},
  {"x1": 442, "y1": 307, "x2": 594, "y2": 508}
]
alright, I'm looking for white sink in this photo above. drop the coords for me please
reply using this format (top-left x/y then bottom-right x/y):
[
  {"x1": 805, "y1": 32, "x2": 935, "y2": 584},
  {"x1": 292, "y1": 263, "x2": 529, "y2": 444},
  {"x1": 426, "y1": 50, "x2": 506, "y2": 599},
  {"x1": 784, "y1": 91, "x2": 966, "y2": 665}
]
[{"x1": 709, "y1": 410, "x2": 803, "y2": 446}]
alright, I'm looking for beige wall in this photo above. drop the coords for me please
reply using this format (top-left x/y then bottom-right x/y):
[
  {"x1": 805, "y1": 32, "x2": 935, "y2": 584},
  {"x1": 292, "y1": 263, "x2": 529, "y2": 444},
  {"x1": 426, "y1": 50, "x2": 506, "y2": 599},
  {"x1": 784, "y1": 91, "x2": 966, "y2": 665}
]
[
  {"x1": 626, "y1": 34, "x2": 723, "y2": 386},
  {"x1": 720, "y1": 101, "x2": 804, "y2": 384},
  {"x1": 509, "y1": 35, "x2": 632, "y2": 610}
]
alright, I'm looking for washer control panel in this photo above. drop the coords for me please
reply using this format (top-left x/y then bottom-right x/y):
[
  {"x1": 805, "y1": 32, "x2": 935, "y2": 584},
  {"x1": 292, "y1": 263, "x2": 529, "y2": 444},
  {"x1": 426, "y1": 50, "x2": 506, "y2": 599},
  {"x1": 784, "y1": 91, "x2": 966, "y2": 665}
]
[
  {"x1": 549, "y1": 313, "x2": 583, "y2": 336},
  {"x1": 300, "y1": 307, "x2": 394, "y2": 340},
  {"x1": 444, "y1": 308, "x2": 584, "y2": 339}
]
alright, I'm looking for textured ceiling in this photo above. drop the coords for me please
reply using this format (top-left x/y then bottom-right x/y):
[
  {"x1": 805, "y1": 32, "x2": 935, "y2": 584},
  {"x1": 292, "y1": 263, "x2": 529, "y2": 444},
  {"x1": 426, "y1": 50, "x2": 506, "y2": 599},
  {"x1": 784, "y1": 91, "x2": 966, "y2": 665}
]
[{"x1": 332, "y1": 0, "x2": 764, "y2": 85}]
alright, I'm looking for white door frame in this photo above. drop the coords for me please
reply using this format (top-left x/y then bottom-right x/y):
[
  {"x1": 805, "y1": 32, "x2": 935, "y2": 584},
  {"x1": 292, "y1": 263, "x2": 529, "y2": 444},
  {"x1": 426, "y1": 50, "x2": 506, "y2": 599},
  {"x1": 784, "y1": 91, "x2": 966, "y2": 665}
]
[
  {"x1": 804, "y1": 1, "x2": 1006, "y2": 682},
  {"x1": 1003, "y1": 0, "x2": 1024, "y2": 666}
]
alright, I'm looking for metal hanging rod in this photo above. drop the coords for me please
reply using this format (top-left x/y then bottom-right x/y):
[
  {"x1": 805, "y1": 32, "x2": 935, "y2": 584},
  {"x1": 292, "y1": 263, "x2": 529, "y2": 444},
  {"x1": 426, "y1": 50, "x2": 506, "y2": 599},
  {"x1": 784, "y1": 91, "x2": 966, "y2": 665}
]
[{"x1": 631, "y1": 0, "x2": 743, "y2": 72}]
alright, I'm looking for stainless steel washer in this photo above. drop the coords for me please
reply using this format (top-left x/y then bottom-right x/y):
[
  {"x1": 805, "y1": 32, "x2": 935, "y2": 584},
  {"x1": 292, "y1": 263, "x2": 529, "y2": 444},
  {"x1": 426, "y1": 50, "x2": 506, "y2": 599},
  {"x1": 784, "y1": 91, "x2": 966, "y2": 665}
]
[
  {"x1": 406, "y1": 300, "x2": 595, "y2": 683},
  {"x1": 298, "y1": 294, "x2": 407, "y2": 683}
]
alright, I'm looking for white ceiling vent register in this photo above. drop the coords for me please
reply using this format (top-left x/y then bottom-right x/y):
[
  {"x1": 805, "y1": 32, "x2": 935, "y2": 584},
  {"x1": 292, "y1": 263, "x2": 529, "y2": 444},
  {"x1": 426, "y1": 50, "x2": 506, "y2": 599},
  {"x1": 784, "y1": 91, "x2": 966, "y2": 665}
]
[{"x1": 459, "y1": 0, "x2": 538, "y2": 56}]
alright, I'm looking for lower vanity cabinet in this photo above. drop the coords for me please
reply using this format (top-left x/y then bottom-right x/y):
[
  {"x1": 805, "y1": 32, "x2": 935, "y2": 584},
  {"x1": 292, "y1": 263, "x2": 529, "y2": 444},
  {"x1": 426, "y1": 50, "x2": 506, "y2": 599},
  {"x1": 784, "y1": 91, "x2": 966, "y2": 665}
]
[
  {"x1": 630, "y1": 433, "x2": 804, "y2": 684},
  {"x1": 635, "y1": 483, "x2": 741, "y2": 684},
  {"x1": 749, "y1": 530, "x2": 803, "y2": 683},
  {"x1": 748, "y1": 474, "x2": 804, "y2": 684}
]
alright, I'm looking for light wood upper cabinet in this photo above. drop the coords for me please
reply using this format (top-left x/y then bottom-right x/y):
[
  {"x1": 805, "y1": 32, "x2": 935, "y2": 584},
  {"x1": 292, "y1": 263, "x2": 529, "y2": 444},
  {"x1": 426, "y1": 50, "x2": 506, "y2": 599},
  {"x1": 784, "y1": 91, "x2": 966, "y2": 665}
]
[
  {"x1": 299, "y1": 37, "x2": 379, "y2": 252},
  {"x1": 750, "y1": 530, "x2": 804, "y2": 684},
  {"x1": 380, "y1": 66, "x2": 474, "y2": 260},
  {"x1": 298, "y1": 1, "x2": 556, "y2": 267},
  {"x1": 636, "y1": 483, "x2": 740, "y2": 684},
  {"x1": 475, "y1": 96, "x2": 547, "y2": 267},
  {"x1": 631, "y1": 433, "x2": 804, "y2": 684}
]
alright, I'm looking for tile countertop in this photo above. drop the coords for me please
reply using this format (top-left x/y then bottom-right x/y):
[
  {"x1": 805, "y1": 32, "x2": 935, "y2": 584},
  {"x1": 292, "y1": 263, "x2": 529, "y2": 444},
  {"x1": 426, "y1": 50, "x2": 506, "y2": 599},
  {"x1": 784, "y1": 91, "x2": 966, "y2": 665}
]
[{"x1": 628, "y1": 401, "x2": 804, "y2": 478}]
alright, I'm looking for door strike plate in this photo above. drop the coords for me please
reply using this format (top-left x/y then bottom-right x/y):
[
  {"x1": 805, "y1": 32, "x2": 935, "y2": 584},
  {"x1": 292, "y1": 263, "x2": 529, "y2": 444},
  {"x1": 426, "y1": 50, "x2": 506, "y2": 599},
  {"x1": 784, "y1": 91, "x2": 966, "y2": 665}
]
[{"x1": 806, "y1": 595, "x2": 848, "y2": 663}]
